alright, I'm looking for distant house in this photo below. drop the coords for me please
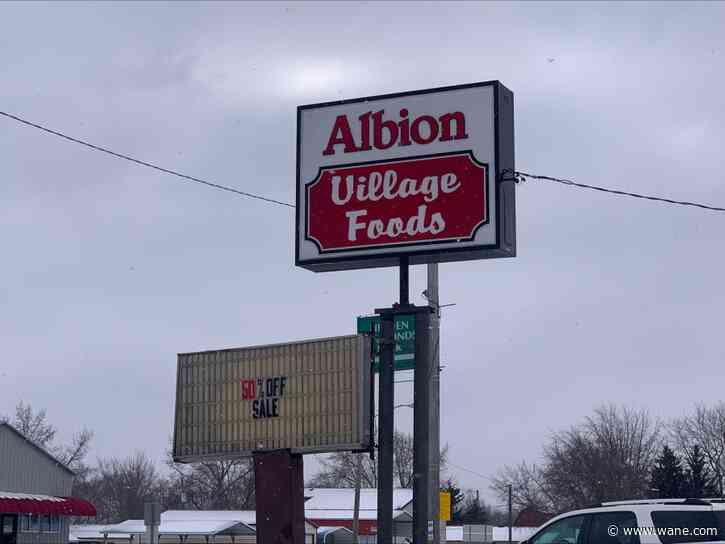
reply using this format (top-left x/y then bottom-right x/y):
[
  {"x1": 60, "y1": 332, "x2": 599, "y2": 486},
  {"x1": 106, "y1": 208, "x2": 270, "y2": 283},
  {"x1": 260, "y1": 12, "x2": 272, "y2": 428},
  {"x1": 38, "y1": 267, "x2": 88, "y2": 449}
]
[
  {"x1": 0, "y1": 423, "x2": 96, "y2": 544},
  {"x1": 303, "y1": 488, "x2": 413, "y2": 543}
]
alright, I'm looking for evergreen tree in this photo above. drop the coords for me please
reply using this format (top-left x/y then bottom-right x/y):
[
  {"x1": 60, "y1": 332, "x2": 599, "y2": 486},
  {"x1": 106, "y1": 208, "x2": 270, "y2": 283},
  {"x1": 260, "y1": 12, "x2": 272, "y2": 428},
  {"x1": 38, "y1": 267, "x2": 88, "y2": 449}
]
[
  {"x1": 460, "y1": 490, "x2": 488, "y2": 524},
  {"x1": 684, "y1": 444, "x2": 719, "y2": 498},
  {"x1": 651, "y1": 445, "x2": 685, "y2": 498}
]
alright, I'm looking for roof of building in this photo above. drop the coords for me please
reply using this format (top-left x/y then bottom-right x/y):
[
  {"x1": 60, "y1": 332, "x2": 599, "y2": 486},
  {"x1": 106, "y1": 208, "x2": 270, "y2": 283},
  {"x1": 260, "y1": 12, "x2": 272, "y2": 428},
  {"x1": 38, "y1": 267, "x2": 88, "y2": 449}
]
[
  {"x1": 159, "y1": 521, "x2": 255, "y2": 536},
  {"x1": 161, "y1": 510, "x2": 317, "y2": 533},
  {"x1": 304, "y1": 488, "x2": 413, "y2": 511},
  {"x1": 69, "y1": 525, "x2": 114, "y2": 542},
  {"x1": 100, "y1": 519, "x2": 255, "y2": 537},
  {"x1": 305, "y1": 509, "x2": 411, "y2": 521},
  {"x1": 162, "y1": 510, "x2": 257, "y2": 525},
  {"x1": 89, "y1": 511, "x2": 321, "y2": 539},
  {"x1": 0, "y1": 491, "x2": 96, "y2": 516},
  {"x1": 0, "y1": 492, "x2": 66, "y2": 503},
  {"x1": 0, "y1": 423, "x2": 75, "y2": 476},
  {"x1": 303, "y1": 488, "x2": 413, "y2": 522},
  {"x1": 100, "y1": 520, "x2": 144, "y2": 534}
]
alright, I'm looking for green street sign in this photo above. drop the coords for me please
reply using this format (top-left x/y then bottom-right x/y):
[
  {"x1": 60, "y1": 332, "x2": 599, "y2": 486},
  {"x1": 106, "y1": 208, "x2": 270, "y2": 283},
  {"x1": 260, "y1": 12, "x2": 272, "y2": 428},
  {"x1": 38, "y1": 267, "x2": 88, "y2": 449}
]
[{"x1": 357, "y1": 314, "x2": 415, "y2": 371}]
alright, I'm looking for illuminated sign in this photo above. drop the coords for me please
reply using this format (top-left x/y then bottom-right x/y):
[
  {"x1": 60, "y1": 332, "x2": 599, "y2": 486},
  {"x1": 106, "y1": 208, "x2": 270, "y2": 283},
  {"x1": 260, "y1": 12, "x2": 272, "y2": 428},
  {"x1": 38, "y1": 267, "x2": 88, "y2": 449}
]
[{"x1": 296, "y1": 81, "x2": 515, "y2": 272}]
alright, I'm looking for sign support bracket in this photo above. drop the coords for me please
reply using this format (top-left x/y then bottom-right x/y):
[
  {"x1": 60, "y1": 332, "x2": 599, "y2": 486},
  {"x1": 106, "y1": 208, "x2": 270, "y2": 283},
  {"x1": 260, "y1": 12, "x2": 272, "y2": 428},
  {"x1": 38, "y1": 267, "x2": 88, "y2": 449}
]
[{"x1": 400, "y1": 256, "x2": 410, "y2": 306}]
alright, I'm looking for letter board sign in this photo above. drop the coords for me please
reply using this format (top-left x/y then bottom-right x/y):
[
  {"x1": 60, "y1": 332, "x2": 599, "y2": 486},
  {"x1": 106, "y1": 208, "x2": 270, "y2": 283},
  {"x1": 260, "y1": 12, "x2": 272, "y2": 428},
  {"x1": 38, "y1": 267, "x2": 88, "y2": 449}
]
[
  {"x1": 173, "y1": 335, "x2": 372, "y2": 462},
  {"x1": 296, "y1": 81, "x2": 515, "y2": 272}
]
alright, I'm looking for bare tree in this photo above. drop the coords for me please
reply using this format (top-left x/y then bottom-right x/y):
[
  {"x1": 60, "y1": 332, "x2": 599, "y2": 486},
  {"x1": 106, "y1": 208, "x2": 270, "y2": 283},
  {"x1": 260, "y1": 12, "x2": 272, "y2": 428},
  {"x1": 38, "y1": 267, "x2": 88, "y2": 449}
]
[
  {"x1": 308, "y1": 430, "x2": 449, "y2": 489},
  {"x1": 93, "y1": 451, "x2": 160, "y2": 522},
  {"x1": 394, "y1": 431, "x2": 414, "y2": 488},
  {"x1": 309, "y1": 450, "x2": 378, "y2": 488},
  {"x1": 9, "y1": 401, "x2": 57, "y2": 448},
  {"x1": 58, "y1": 430, "x2": 94, "y2": 475},
  {"x1": 2, "y1": 402, "x2": 93, "y2": 480},
  {"x1": 492, "y1": 405, "x2": 661, "y2": 514},
  {"x1": 491, "y1": 461, "x2": 556, "y2": 514},
  {"x1": 544, "y1": 405, "x2": 661, "y2": 509},
  {"x1": 167, "y1": 458, "x2": 255, "y2": 510},
  {"x1": 671, "y1": 402, "x2": 725, "y2": 495},
  {"x1": 165, "y1": 442, "x2": 255, "y2": 510}
]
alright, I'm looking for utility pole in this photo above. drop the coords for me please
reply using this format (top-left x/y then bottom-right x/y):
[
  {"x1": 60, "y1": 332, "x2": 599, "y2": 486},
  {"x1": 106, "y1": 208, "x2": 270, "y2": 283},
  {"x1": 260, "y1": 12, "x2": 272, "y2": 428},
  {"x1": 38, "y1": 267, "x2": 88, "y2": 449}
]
[
  {"x1": 508, "y1": 484, "x2": 513, "y2": 544},
  {"x1": 353, "y1": 453, "x2": 361, "y2": 544},
  {"x1": 413, "y1": 308, "x2": 431, "y2": 544},
  {"x1": 428, "y1": 263, "x2": 442, "y2": 544}
]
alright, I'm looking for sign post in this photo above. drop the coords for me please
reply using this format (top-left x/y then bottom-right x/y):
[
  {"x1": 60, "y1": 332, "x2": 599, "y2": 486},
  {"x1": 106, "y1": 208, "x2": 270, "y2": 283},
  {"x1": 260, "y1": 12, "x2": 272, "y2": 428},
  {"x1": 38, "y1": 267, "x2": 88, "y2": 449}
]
[
  {"x1": 143, "y1": 499, "x2": 160, "y2": 544},
  {"x1": 376, "y1": 309, "x2": 395, "y2": 544},
  {"x1": 296, "y1": 80, "x2": 515, "y2": 544},
  {"x1": 254, "y1": 450, "x2": 305, "y2": 544},
  {"x1": 173, "y1": 336, "x2": 373, "y2": 544}
]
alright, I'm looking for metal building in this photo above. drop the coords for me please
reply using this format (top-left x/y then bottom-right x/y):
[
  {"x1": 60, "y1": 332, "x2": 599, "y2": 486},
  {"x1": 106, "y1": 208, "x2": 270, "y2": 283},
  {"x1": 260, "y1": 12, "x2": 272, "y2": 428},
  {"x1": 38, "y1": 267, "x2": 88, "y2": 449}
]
[{"x1": 0, "y1": 423, "x2": 96, "y2": 544}]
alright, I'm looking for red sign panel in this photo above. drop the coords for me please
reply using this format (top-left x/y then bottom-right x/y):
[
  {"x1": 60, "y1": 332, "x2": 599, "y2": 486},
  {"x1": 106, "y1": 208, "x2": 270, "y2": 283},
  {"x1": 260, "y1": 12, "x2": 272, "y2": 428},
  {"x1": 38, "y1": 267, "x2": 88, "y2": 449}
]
[{"x1": 305, "y1": 152, "x2": 488, "y2": 253}]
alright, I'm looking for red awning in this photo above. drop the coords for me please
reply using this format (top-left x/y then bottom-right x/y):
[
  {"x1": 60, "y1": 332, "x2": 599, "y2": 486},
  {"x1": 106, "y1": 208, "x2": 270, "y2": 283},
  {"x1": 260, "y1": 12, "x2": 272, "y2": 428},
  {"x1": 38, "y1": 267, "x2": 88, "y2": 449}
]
[{"x1": 0, "y1": 495, "x2": 96, "y2": 517}]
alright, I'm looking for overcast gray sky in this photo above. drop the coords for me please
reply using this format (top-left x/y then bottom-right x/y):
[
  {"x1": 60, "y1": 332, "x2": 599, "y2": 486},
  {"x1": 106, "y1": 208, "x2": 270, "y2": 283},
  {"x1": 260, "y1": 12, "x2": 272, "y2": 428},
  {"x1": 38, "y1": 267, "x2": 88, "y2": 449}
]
[{"x1": 2, "y1": 1, "x2": 725, "y2": 505}]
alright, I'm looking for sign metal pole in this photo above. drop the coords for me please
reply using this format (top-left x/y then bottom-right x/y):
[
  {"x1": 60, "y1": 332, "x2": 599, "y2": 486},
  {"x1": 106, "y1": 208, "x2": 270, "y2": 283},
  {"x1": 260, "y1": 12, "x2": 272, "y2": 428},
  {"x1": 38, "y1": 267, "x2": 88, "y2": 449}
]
[
  {"x1": 377, "y1": 257, "x2": 415, "y2": 544},
  {"x1": 377, "y1": 307, "x2": 395, "y2": 544},
  {"x1": 400, "y1": 256, "x2": 410, "y2": 306},
  {"x1": 508, "y1": 484, "x2": 513, "y2": 544},
  {"x1": 427, "y1": 263, "x2": 441, "y2": 543},
  {"x1": 413, "y1": 308, "x2": 431, "y2": 544}
]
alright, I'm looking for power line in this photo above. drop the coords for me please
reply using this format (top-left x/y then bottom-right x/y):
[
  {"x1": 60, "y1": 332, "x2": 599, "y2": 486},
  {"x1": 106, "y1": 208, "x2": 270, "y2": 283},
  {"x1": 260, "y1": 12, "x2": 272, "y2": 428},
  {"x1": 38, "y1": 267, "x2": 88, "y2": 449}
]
[
  {"x1": 512, "y1": 170, "x2": 725, "y2": 213},
  {"x1": 3, "y1": 109, "x2": 724, "y2": 213},
  {"x1": 0, "y1": 110, "x2": 295, "y2": 209},
  {"x1": 447, "y1": 460, "x2": 489, "y2": 481}
]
